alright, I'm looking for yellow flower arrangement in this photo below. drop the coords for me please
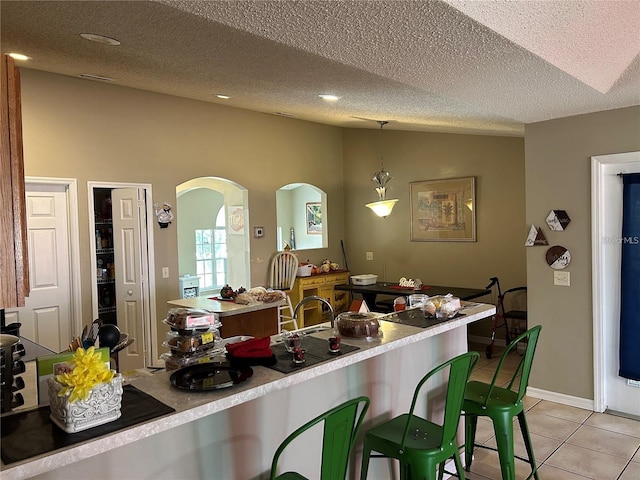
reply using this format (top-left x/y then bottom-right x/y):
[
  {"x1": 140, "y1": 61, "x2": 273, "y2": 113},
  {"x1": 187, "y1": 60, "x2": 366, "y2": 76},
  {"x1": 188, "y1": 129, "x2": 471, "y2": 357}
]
[{"x1": 55, "y1": 347, "x2": 115, "y2": 403}]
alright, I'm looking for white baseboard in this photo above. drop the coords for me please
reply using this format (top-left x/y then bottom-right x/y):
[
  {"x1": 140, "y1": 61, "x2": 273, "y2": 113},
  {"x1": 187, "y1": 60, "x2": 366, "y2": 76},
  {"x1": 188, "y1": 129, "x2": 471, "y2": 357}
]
[
  {"x1": 526, "y1": 387, "x2": 595, "y2": 411},
  {"x1": 468, "y1": 336, "x2": 595, "y2": 412}
]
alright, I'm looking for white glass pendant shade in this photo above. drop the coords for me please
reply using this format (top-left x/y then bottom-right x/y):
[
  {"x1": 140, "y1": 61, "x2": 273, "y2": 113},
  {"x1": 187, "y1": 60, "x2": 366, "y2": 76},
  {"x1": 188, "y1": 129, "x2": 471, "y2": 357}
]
[{"x1": 366, "y1": 199, "x2": 398, "y2": 217}]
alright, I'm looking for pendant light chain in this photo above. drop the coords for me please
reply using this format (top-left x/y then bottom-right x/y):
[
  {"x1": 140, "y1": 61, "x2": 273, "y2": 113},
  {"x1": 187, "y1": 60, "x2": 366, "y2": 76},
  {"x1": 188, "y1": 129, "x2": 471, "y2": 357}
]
[{"x1": 378, "y1": 120, "x2": 388, "y2": 171}]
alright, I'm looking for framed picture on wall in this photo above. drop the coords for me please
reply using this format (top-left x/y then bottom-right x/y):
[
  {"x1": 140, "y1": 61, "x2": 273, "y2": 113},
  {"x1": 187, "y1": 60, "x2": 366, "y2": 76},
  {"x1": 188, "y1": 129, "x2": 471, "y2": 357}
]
[
  {"x1": 410, "y1": 176, "x2": 476, "y2": 242},
  {"x1": 306, "y1": 202, "x2": 322, "y2": 234}
]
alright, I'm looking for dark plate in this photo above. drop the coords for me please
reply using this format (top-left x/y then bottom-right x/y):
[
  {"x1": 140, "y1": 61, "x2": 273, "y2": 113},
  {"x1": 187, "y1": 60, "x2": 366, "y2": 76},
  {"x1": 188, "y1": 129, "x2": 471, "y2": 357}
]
[{"x1": 170, "y1": 363, "x2": 253, "y2": 391}]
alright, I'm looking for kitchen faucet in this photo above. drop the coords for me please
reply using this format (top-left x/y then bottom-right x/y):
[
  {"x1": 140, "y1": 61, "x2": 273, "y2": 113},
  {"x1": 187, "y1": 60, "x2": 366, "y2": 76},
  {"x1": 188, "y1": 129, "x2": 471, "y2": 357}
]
[{"x1": 293, "y1": 295, "x2": 335, "y2": 329}]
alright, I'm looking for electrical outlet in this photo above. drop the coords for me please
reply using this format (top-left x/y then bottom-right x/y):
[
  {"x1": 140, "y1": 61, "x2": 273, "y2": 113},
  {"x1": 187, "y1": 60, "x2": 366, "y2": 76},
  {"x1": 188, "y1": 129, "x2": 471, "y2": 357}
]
[
  {"x1": 162, "y1": 266, "x2": 169, "y2": 278},
  {"x1": 553, "y1": 271, "x2": 570, "y2": 286},
  {"x1": 366, "y1": 251, "x2": 374, "y2": 261}
]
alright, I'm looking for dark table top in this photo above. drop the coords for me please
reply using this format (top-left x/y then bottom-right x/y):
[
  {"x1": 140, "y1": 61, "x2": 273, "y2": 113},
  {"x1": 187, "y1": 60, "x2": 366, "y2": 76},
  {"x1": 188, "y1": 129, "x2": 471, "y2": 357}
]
[
  {"x1": 335, "y1": 282, "x2": 490, "y2": 301},
  {"x1": 19, "y1": 336, "x2": 56, "y2": 362}
]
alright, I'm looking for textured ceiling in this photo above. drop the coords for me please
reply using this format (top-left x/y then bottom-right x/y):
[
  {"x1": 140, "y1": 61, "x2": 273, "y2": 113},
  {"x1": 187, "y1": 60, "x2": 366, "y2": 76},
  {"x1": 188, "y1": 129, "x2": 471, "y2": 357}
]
[{"x1": 1, "y1": 0, "x2": 639, "y2": 136}]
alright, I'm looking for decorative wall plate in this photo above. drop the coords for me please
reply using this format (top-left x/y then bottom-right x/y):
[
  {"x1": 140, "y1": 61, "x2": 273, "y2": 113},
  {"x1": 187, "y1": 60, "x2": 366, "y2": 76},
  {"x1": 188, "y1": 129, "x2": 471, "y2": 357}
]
[
  {"x1": 546, "y1": 245, "x2": 571, "y2": 269},
  {"x1": 546, "y1": 210, "x2": 571, "y2": 231},
  {"x1": 525, "y1": 225, "x2": 548, "y2": 246}
]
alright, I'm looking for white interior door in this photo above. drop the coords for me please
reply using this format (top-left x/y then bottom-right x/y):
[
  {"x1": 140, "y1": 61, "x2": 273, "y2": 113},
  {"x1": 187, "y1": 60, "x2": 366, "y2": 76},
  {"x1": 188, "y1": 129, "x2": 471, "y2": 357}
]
[
  {"x1": 112, "y1": 188, "x2": 146, "y2": 371},
  {"x1": 5, "y1": 184, "x2": 71, "y2": 352}
]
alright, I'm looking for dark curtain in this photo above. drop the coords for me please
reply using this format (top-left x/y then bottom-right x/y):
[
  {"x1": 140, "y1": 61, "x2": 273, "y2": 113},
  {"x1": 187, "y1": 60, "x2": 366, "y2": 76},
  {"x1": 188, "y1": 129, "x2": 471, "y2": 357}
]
[{"x1": 619, "y1": 173, "x2": 640, "y2": 381}]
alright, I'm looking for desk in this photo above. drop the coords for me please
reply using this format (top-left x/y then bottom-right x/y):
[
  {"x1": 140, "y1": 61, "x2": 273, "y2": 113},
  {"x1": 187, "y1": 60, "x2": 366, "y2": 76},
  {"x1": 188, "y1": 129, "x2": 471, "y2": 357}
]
[{"x1": 335, "y1": 282, "x2": 490, "y2": 310}]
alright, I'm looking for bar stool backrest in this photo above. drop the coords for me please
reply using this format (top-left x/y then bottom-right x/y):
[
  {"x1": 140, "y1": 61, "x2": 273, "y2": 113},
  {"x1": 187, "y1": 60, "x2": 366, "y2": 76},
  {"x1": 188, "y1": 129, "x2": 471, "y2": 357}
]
[
  {"x1": 270, "y1": 396, "x2": 370, "y2": 480},
  {"x1": 401, "y1": 351, "x2": 480, "y2": 451},
  {"x1": 484, "y1": 325, "x2": 542, "y2": 408}
]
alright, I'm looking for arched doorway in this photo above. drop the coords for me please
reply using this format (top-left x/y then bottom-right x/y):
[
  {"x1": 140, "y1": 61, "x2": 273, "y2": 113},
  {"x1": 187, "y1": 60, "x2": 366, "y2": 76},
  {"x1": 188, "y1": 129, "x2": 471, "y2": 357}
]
[{"x1": 177, "y1": 177, "x2": 250, "y2": 293}]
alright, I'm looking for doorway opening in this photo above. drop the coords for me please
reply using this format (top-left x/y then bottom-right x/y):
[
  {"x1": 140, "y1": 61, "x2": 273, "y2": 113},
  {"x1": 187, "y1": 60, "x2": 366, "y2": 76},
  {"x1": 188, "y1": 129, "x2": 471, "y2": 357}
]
[
  {"x1": 88, "y1": 181, "x2": 157, "y2": 370},
  {"x1": 592, "y1": 151, "x2": 640, "y2": 417}
]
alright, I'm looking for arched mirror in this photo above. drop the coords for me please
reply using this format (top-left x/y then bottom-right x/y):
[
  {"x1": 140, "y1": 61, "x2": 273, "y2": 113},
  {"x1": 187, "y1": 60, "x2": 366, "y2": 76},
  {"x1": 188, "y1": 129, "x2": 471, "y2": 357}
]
[
  {"x1": 276, "y1": 183, "x2": 327, "y2": 251},
  {"x1": 176, "y1": 177, "x2": 250, "y2": 295}
]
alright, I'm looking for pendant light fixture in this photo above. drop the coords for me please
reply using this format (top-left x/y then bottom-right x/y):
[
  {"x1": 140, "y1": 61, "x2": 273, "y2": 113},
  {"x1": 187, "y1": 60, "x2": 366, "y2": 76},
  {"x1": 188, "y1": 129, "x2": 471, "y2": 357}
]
[{"x1": 365, "y1": 121, "x2": 398, "y2": 217}]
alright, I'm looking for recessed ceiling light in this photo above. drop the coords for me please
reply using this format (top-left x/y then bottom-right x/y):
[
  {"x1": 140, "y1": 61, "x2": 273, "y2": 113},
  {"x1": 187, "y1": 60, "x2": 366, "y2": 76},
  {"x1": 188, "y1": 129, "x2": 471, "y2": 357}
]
[
  {"x1": 78, "y1": 74, "x2": 114, "y2": 82},
  {"x1": 319, "y1": 94, "x2": 340, "y2": 101},
  {"x1": 7, "y1": 53, "x2": 32, "y2": 61},
  {"x1": 216, "y1": 94, "x2": 231, "y2": 99},
  {"x1": 80, "y1": 33, "x2": 121, "y2": 46}
]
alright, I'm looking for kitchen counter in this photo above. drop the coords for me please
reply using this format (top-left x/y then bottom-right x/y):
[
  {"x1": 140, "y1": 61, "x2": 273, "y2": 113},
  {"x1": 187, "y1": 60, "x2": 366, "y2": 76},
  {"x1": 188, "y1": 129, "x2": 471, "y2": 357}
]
[
  {"x1": 167, "y1": 295, "x2": 286, "y2": 316},
  {"x1": 1, "y1": 302, "x2": 495, "y2": 480},
  {"x1": 167, "y1": 295, "x2": 287, "y2": 338}
]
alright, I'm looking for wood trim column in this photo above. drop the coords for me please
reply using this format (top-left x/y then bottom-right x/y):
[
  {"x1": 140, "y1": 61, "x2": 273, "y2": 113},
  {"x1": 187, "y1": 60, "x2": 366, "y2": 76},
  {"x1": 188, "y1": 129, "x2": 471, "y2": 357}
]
[{"x1": 0, "y1": 54, "x2": 29, "y2": 308}]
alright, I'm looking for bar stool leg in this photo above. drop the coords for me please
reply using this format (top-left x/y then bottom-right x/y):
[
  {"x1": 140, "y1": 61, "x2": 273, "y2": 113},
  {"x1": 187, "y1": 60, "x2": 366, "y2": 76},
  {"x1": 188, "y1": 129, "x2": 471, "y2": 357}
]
[
  {"x1": 464, "y1": 413, "x2": 478, "y2": 471},
  {"x1": 518, "y1": 412, "x2": 540, "y2": 480},
  {"x1": 493, "y1": 412, "x2": 517, "y2": 480}
]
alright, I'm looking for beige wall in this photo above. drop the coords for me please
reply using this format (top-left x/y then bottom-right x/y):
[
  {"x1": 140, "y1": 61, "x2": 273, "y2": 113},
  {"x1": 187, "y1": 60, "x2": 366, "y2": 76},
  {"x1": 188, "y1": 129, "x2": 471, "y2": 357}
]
[
  {"x1": 525, "y1": 106, "x2": 640, "y2": 399},
  {"x1": 20, "y1": 68, "x2": 530, "y2": 369},
  {"x1": 342, "y1": 129, "x2": 527, "y2": 340},
  {"x1": 19, "y1": 69, "x2": 346, "y2": 353}
]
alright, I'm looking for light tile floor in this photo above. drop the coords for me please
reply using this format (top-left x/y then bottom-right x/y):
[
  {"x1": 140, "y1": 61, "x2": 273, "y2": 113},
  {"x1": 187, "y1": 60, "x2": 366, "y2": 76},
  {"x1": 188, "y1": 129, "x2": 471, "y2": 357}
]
[{"x1": 464, "y1": 343, "x2": 640, "y2": 480}]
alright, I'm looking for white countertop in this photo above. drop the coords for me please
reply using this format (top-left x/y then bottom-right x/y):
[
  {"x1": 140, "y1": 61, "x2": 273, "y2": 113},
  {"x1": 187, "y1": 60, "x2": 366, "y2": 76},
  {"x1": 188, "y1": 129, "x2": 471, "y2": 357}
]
[
  {"x1": 1, "y1": 302, "x2": 494, "y2": 480},
  {"x1": 167, "y1": 295, "x2": 286, "y2": 317}
]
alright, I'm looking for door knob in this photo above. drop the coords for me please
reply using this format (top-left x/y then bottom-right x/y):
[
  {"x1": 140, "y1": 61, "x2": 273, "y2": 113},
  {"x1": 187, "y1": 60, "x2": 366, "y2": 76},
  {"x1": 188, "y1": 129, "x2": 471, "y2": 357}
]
[{"x1": 127, "y1": 290, "x2": 133, "y2": 296}]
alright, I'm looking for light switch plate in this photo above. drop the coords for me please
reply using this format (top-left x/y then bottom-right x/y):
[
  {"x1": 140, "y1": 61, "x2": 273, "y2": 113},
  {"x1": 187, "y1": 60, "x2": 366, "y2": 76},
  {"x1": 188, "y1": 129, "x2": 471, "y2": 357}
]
[
  {"x1": 162, "y1": 266, "x2": 169, "y2": 278},
  {"x1": 553, "y1": 271, "x2": 570, "y2": 286},
  {"x1": 366, "y1": 251, "x2": 373, "y2": 261},
  {"x1": 253, "y1": 226, "x2": 264, "y2": 238}
]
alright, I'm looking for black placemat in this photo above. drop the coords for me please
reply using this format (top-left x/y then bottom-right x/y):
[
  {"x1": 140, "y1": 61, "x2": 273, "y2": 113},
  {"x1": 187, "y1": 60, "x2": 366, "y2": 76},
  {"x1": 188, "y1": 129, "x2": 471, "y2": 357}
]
[
  {"x1": 1, "y1": 384, "x2": 175, "y2": 465},
  {"x1": 267, "y1": 336, "x2": 359, "y2": 374},
  {"x1": 382, "y1": 308, "x2": 465, "y2": 328}
]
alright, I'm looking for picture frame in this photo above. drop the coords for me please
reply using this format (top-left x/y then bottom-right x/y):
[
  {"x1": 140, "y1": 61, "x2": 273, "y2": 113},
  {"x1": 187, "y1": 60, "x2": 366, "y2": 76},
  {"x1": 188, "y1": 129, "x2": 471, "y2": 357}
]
[
  {"x1": 306, "y1": 202, "x2": 322, "y2": 234},
  {"x1": 410, "y1": 177, "x2": 476, "y2": 242}
]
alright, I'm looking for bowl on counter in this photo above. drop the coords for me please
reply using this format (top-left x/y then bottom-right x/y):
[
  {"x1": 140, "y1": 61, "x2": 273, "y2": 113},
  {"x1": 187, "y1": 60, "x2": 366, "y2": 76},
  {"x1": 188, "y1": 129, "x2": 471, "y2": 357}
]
[
  {"x1": 350, "y1": 274, "x2": 378, "y2": 286},
  {"x1": 335, "y1": 312, "x2": 381, "y2": 340}
]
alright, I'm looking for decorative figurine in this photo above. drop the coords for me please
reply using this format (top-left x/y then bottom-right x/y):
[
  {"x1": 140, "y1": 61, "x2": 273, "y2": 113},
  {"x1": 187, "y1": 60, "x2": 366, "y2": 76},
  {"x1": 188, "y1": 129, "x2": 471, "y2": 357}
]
[{"x1": 154, "y1": 203, "x2": 174, "y2": 228}]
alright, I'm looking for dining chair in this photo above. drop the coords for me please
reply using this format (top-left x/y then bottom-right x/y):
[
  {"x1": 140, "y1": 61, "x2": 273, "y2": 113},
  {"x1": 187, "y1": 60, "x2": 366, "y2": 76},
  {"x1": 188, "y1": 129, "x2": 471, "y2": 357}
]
[
  {"x1": 269, "y1": 251, "x2": 299, "y2": 333},
  {"x1": 360, "y1": 351, "x2": 479, "y2": 480},
  {"x1": 270, "y1": 396, "x2": 370, "y2": 480},
  {"x1": 463, "y1": 325, "x2": 542, "y2": 480}
]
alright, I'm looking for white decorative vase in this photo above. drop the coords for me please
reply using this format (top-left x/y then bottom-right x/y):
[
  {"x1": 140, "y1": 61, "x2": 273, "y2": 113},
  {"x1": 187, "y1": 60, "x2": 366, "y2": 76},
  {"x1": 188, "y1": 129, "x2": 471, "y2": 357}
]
[{"x1": 47, "y1": 373, "x2": 123, "y2": 433}]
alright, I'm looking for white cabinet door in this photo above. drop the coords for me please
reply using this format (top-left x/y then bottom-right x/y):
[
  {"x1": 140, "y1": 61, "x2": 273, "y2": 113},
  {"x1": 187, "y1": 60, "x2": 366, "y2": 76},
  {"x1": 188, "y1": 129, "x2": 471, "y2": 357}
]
[
  {"x1": 112, "y1": 188, "x2": 146, "y2": 371},
  {"x1": 5, "y1": 185, "x2": 70, "y2": 352}
]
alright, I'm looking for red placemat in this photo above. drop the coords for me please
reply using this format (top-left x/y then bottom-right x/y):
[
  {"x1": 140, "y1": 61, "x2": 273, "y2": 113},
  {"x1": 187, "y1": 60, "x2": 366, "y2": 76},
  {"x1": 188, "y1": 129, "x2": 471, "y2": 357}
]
[
  {"x1": 389, "y1": 285, "x2": 432, "y2": 291},
  {"x1": 208, "y1": 296, "x2": 235, "y2": 302}
]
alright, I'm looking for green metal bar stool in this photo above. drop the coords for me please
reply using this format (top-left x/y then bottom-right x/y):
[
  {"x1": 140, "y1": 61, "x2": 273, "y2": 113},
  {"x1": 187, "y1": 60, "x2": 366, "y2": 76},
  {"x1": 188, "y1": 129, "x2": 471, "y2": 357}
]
[
  {"x1": 463, "y1": 325, "x2": 542, "y2": 480},
  {"x1": 360, "y1": 351, "x2": 479, "y2": 480},
  {"x1": 270, "y1": 396, "x2": 370, "y2": 480}
]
